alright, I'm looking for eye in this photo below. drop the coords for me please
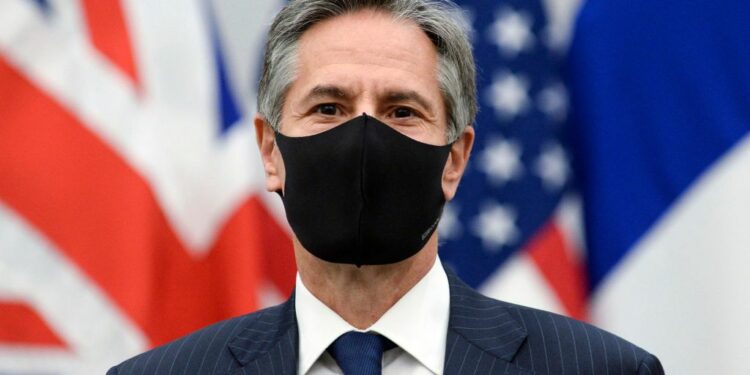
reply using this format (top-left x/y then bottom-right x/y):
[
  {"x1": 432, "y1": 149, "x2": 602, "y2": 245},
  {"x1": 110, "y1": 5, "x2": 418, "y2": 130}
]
[
  {"x1": 315, "y1": 104, "x2": 339, "y2": 116},
  {"x1": 393, "y1": 107, "x2": 414, "y2": 118}
]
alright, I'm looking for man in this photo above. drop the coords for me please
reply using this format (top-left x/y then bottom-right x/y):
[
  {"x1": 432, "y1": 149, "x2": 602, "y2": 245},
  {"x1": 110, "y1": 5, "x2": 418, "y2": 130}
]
[{"x1": 109, "y1": 0, "x2": 664, "y2": 374}]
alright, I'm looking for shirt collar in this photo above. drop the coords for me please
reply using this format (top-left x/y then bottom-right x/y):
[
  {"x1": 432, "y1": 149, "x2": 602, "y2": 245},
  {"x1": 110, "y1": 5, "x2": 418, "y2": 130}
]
[
  {"x1": 295, "y1": 257, "x2": 450, "y2": 375},
  {"x1": 295, "y1": 273, "x2": 353, "y2": 375}
]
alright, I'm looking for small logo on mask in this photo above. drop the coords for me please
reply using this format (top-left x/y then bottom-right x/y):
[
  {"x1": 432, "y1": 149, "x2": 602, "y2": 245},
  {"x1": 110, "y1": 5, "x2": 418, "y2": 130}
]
[{"x1": 421, "y1": 216, "x2": 442, "y2": 241}]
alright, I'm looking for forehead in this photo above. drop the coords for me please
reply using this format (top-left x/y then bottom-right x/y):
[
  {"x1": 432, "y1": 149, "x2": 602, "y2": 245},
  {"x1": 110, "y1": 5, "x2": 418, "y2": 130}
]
[
  {"x1": 298, "y1": 9, "x2": 436, "y2": 61},
  {"x1": 293, "y1": 9, "x2": 441, "y2": 98}
]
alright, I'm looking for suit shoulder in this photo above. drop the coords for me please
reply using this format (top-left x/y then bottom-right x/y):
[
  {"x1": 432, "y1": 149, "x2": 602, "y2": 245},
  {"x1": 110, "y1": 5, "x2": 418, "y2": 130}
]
[
  {"x1": 107, "y1": 305, "x2": 285, "y2": 375},
  {"x1": 445, "y1": 269, "x2": 662, "y2": 373},
  {"x1": 501, "y1": 301, "x2": 663, "y2": 374}
]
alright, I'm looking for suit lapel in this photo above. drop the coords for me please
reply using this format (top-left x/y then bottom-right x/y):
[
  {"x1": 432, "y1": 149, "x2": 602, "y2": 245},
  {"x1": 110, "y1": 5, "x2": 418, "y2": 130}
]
[
  {"x1": 227, "y1": 293, "x2": 299, "y2": 375},
  {"x1": 443, "y1": 269, "x2": 532, "y2": 374},
  {"x1": 224, "y1": 270, "x2": 531, "y2": 375}
]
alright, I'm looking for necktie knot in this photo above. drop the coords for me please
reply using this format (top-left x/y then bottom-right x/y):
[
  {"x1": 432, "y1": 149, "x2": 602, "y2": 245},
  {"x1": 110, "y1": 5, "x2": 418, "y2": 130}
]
[{"x1": 328, "y1": 331, "x2": 394, "y2": 375}]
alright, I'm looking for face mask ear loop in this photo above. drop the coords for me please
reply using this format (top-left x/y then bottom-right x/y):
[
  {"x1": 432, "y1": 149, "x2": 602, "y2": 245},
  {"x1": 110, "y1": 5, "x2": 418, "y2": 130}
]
[{"x1": 271, "y1": 130, "x2": 285, "y2": 198}]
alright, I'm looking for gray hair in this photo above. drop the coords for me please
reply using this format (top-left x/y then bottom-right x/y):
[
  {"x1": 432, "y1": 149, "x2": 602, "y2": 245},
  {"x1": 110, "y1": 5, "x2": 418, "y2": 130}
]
[{"x1": 257, "y1": 0, "x2": 477, "y2": 142}]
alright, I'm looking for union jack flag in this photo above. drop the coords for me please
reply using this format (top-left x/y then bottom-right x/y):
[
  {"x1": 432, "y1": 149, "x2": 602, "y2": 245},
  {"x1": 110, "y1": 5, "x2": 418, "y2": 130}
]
[{"x1": 1, "y1": 1, "x2": 293, "y2": 373}]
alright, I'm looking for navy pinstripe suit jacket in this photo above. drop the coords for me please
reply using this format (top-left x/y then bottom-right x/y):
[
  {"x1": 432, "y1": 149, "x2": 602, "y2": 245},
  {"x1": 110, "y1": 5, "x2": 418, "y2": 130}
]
[{"x1": 108, "y1": 269, "x2": 663, "y2": 374}]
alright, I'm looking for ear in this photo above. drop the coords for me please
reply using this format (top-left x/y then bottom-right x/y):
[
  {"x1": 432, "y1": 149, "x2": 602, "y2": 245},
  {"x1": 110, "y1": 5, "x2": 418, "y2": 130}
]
[
  {"x1": 254, "y1": 113, "x2": 285, "y2": 193},
  {"x1": 442, "y1": 125, "x2": 475, "y2": 201}
]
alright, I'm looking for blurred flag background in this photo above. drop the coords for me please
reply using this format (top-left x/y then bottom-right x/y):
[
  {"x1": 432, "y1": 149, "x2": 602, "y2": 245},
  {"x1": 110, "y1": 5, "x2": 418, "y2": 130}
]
[{"x1": 1, "y1": 0, "x2": 748, "y2": 373}]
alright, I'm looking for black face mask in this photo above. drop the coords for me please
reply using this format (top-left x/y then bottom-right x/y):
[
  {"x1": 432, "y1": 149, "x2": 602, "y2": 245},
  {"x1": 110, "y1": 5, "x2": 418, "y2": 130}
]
[{"x1": 275, "y1": 114, "x2": 451, "y2": 266}]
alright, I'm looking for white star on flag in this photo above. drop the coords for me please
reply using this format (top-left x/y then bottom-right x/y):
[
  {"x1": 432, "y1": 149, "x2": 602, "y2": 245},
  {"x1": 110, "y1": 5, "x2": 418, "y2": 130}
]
[
  {"x1": 537, "y1": 82, "x2": 569, "y2": 121},
  {"x1": 478, "y1": 137, "x2": 523, "y2": 185},
  {"x1": 488, "y1": 8, "x2": 535, "y2": 56},
  {"x1": 487, "y1": 72, "x2": 530, "y2": 119},
  {"x1": 472, "y1": 202, "x2": 520, "y2": 251},
  {"x1": 438, "y1": 202, "x2": 462, "y2": 240},
  {"x1": 535, "y1": 142, "x2": 569, "y2": 190}
]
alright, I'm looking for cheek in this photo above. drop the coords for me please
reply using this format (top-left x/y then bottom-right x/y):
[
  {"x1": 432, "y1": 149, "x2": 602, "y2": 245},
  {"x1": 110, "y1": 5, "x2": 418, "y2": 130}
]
[
  {"x1": 424, "y1": 122, "x2": 451, "y2": 146},
  {"x1": 394, "y1": 121, "x2": 449, "y2": 146}
]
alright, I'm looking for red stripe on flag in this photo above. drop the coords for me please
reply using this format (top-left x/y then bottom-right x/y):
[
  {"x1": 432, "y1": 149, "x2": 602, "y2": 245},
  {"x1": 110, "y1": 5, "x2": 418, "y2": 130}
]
[
  {"x1": 259, "y1": 206, "x2": 297, "y2": 295},
  {"x1": 0, "y1": 302, "x2": 67, "y2": 348},
  {"x1": 81, "y1": 0, "x2": 139, "y2": 87},
  {"x1": 0, "y1": 58, "x2": 295, "y2": 346},
  {"x1": 526, "y1": 222, "x2": 588, "y2": 320}
]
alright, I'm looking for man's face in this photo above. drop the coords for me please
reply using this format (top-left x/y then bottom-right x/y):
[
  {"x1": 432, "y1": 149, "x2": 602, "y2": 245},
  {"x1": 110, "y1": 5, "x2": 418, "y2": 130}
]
[
  {"x1": 281, "y1": 9, "x2": 447, "y2": 143},
  {"x1": 256, "y1": 9, "x2": 473, "y2": 201}
]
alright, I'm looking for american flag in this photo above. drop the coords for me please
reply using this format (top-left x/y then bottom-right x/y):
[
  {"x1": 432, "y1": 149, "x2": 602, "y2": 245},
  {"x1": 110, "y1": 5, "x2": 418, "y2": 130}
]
[
  {"x1": 2, "y1": 0, "x2": 749, "y2": 374},
  {"x1": 440, "y1": 0, "x2": 586, "y2": 322}
]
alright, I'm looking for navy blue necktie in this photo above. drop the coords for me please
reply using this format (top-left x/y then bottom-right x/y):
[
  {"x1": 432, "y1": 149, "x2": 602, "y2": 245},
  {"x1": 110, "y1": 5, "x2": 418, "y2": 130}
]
[{"x1": 328, "y1": 332, "x2": 395, "y2": 375}]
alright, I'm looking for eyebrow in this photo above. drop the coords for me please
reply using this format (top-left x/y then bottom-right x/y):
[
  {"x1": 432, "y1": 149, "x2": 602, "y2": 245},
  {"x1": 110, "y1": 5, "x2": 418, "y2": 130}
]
[
  {"x1": 301, "y1": 85, "x2": 435, "y2": 114},
  {"x1": 302, "y1": 85, "x2": 351, "y2": 104},
  {"x1": 382, "y1": 89, "x2": 434, "y2": 113}
]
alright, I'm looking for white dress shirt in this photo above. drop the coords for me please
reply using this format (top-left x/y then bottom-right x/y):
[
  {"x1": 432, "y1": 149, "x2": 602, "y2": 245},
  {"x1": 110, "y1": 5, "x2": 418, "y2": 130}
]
[{"x1": 295, "y1": 257, "x2": 450, "y2": 375}]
